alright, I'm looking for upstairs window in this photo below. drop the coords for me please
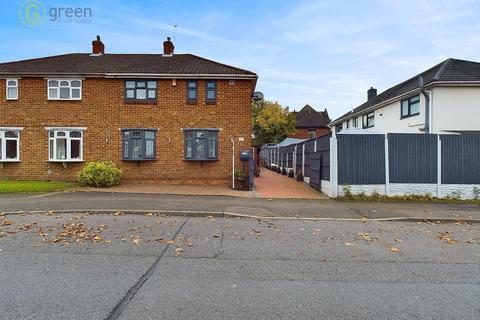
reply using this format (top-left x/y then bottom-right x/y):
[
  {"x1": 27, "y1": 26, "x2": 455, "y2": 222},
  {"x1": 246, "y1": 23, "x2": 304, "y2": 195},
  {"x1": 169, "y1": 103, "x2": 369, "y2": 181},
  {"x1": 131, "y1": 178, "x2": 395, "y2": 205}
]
[
  {"x1": 122, "y1": 129, "x2": 157, "y2": 160},
  {"x1": 362, "y1": 112, "x2": 375, "y2": 128},
  {"x1": 187, "y1": 80, "x2": 198, "y2": 103},
  {"x1": 308, "y1": 130, "x2": 316, "y2": 139},
  {"x1": 401, "y1": 95, "x2": 420, "y2": 118},
  {"x1": 206, "y1": 81, "x2": 216, "y2": 104},
  {"x1": 0, "y1": 129, "x2": 21, "y2": 161},
  {"x1": 184, "y1": 129, "x2": 218, "y2": 160},
  {"x1": 353, "y1": 117, "x2": 358, "y2": 128},
  {"x1": 6, "y1": 79, "x2": 18, "y2": 100},
  {"x1": 47, "y1": 129, "x2": 84, "y2": 161},
  {"x1": 335, "y1": 124, "x2": 343, "y2": 133},
  {"x1": 48, "y1": 79, "x2": 82, "y2": 100},
  {"x1": 125, "y1": 80, "x2": 157, "y2": 101}
]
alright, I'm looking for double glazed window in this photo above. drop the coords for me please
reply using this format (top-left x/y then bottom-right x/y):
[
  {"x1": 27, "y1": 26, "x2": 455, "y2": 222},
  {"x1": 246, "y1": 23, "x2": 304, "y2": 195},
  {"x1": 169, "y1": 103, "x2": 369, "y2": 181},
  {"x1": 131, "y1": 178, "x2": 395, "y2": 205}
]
[
  {"x1": 125, "y1": 81, "x2": 157, "y2": 101},
  {"x1": 184, "y1": 129, "x2": 218, "y2": 160},
  {"x1": 48, "y1": 129, "x2": 83, "y2": 161},
  {"x1": 187, "y1": 80, "x2": 198, "y2": 102},
  {"x1": 362, "y1": 112, "x2": 375, "y2": 128},
  {"x1": 122, "y1": 129, "x2": 157, "y2": 160},
  {"x1": 401, "y1": 95, "x2": 420, "y2": 118},
  {"x1": 0, "y1": 129, "x2": 21, "y2": 161},
  {"x1": 6, "y1": 79, "x2": 18, "y2": 100},
  {"x1": 335, "y1": 124, "x2": 343, "y2": 133},
  {"x1": 308, "y1": 130, "x2": 316, "y2": 139},
  {"x1": 206, "y1": 81, "x2": 216, "y2": 103},
  {"x1": 48, "y1": 80, "x2": 82, "y2": 100}
]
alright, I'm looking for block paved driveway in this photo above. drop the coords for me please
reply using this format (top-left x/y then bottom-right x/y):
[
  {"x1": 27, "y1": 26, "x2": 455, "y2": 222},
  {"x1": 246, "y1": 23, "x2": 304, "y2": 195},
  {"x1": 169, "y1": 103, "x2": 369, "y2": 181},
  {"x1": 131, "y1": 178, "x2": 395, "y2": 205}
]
[
  {"x1": 254, "y1": 168, "x2": 327, "y2": 199},
  {"x1": 1, "y1": 213, "x2": 479, "y2": 319}
]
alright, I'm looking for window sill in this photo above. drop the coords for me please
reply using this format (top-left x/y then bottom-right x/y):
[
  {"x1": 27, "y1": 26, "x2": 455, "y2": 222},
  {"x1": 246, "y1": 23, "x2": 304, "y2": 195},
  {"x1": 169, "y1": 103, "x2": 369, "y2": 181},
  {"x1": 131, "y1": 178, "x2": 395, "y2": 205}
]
[
  {"x1": 184, "y1": 158, "x2": 219, "y2": 162},
  {"x1": 0, "y1": 160, "x2": 21, "y2": 163},
  {"x1": 121, "y1": 158, "x2": 157, "y2": 161},
  {"x1": 186, "y1": 100, "x2": 198, "y2": 105},
  {"x1": 47, "y1": 160, "x2": 85, "y2": 163},
  {"x1": 206, "y1": 100, "x2": 217, "y2": 105},
  {"x1": 400, "y1": 113, "x2": 420, "y2": 120},
  {"x1": 47, "y1": 99, "x2": 82, "y2": 101},
  {"x1": 124, "y1": 99, "x2": 157, "y2": 105},
  {"x1": 362, "y1": 126, "x2": 375, "y2": 129}
]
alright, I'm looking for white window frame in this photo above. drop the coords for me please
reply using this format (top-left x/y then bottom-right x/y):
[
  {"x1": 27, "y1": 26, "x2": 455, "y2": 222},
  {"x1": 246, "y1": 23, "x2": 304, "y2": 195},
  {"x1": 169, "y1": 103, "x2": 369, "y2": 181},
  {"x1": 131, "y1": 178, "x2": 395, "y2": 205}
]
[
  {"x1": 46, "y1": 127, "x2": 85, "y2": 162},
  {"x1": 0, "y1": 127, "x2": 23, "y2": 162},
  {"x1": 47, "y1": 79, "x2": 82, "y2": 100},
  {"x1": 6, "y1": 79, "x2": 18, "y2": 100}
]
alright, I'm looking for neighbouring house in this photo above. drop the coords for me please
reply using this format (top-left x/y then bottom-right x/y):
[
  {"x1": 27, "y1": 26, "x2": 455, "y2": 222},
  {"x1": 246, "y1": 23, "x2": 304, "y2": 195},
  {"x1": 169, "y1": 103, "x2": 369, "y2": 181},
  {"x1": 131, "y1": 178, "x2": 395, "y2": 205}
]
[
  {"x1": 289, "y1": 104, "x2": 331, "y2": 139},
  {"x1": 0, "y1": 36, "x2": 257, "y2": 185},
  {"x1": 331, "y1": 58, "x2": 480, "y2": 135}
]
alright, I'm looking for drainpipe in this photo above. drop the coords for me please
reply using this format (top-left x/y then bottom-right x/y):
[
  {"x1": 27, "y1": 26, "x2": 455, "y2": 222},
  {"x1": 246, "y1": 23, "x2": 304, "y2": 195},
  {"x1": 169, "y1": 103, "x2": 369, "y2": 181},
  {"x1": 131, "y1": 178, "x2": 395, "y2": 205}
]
[
  {"x1": 418, "y1": 76, "x2": 431, "y2": 133},
  {"x1": 231, "y1": 137, "x2": 235, "y2": 189}
]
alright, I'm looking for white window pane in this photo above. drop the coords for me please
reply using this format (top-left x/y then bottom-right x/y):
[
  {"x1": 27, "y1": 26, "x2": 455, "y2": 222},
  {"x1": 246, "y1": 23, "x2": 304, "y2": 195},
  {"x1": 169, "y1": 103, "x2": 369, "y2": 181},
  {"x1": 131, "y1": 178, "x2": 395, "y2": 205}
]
[
  {"x1": 411, "y1": 95, "x2": 420, "y2": 103},
  {"x1": 7, "y1": 87, "x2": 18, "y2": 99},
  {"x1": 5, "y1": 131, "x2": 18, "y2": 138},
  {"x1": 208, "y1": 140, "x2": 216, "y2": 158},
  {"x1": 148, "y1": 90, "x2": 156, "y2": 99},
  {"x1": 126, "y1": 90, "x2": 135, "y2": 99},
  {"x1": 49, "y1": 88, "x2": 58, "y2": 98},
  {"x1": 136, "y1": 82, "x2": 146, "y2": 88},
  {"x1": 195, "y1": 139, "x2": 205, "y2": 159},
  {"x1": 147, "y1": 81, "x2": 157, "y2": 88},
  {"x1": 188, "y1": 81, "x2": 196, "y2": 88},
  {"x1": 6, "y1": 140, "x2": 17, "y2": 159},
  {"x1": 186, "y1": 140, "x2": 192, "y2": 158},
  {"x1": 196, "y1": 132, "x2": 205, "y2": 138},
  {"x1": 60, "y1": 81, "x2": 69, "y2": 87},
  {"x1": 401, "y1": 101, "x2": 409, "y2": 116},
  {"x1": 136, "y1": 89, "x2": 147, "y2": 99},
  {"x1": 56, "y1": 139, "x2": 66, "y2": 159},
  {"x1": 146, "y1": 140, "x2": 154, "y2": 158},
  {"x1": 60, "y1": 88, "x2": 70, "y2": 99},
  {"x1": 145, "y1": 131, "x2": 155, "y2": 139},
  {"x1": 49, "y1": 139, "x2": 54, "y2": 159},
  {"x1": 188, "y1": 90, "x2": 196, "y2": 100},
  {"x1": 132, "y1": 139, "x2": 141, "y2": 159},
  {"x1": 72, "y1": 88, "x2": 81, "y2": 98},
  {"x1": 48, "y1": 80, "x2": 59, "y2": 87},
  {"x1": 71, "y1": 80, "x2": 81, "y2": 87},
  {"x1": 126, "y1": 81, "x2": 135, "y2": 88},
  {"x1": 207, "y1": 81, "x2": 216, "y2": 89},
  {"x1": 207, "y1": 131, "x2": 217, "y2": 140},
  {"x1": 207, "y1": 90, "x2": 216, "y2": 100},
  {"x1": 123, "y1": 140, "x2": 129, "y2": 158},
  {"x1": 0, "y1": 138, "x2": 2, "y2": 159},
  {"x1": 70, "y1": 139, "x2": 81, "y2": 159},
  {"x1": 70, "y1": 131, "x2": 82, "y2": 138},
  {"x1": 411, "y1": 102, "x2": 420, "y2": 115}
]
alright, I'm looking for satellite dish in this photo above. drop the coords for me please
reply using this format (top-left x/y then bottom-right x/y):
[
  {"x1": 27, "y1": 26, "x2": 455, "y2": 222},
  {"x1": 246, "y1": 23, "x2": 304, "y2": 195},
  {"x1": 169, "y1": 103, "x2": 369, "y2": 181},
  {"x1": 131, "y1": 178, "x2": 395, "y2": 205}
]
[{"x1": 252, "y1": 91, "x2": 264, "y2": 101}]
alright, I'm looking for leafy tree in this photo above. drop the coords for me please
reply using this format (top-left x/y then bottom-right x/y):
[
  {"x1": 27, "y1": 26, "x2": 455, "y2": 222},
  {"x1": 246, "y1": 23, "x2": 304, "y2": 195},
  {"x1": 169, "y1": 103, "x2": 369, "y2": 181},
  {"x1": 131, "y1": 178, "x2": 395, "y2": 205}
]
[{"x1": 252, "y1": 100, "x2": 296, "y2": 146}]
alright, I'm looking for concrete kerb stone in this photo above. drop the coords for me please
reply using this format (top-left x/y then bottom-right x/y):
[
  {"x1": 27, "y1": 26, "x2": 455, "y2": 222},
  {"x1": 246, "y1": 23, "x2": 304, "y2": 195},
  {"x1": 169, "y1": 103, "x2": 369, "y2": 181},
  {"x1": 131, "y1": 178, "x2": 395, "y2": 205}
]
[{"x1": 1, "y1": 209, "x2": 480, "y2": 223}]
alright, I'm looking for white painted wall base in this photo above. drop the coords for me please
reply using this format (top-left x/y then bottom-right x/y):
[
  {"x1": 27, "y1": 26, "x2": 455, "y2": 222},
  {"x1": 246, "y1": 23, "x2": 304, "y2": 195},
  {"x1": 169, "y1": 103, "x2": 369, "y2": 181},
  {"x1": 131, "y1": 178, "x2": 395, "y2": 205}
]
[
  {"x1": 337, "y1": 183, "x2": 480, "y2": 199},
  {"x1": 321, "y1": 180, "x2": 332, "y2": 197}
]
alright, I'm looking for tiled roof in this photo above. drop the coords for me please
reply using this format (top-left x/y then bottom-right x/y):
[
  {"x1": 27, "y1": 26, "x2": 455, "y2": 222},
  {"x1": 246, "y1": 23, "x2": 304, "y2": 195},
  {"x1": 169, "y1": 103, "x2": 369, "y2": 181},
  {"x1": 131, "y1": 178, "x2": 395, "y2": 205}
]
[
  {"x1": 332, "y1": 58, "x2": 480, "y2": 124},
  {"x1": 0, "y1": 53, "x2": 257, "y2": 77},
  {"x1": 294, "y1": 104, "x2": 331, "y2": 128}
]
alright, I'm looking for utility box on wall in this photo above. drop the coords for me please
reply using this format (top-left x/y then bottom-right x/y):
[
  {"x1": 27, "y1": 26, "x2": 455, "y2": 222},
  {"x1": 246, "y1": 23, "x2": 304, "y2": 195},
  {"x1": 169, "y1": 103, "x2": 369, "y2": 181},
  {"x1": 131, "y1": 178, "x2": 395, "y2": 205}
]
[{"x1": 240, "y1": 150, "x2": 250, "y2": 161}]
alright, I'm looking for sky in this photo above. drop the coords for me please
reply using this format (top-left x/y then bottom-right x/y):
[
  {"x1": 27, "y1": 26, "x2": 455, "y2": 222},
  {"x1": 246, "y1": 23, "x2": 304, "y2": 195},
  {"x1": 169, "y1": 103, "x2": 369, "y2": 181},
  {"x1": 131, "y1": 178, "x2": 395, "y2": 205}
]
[{"x1": 1, "y1": 0, "x2": 480, "y2": 119}]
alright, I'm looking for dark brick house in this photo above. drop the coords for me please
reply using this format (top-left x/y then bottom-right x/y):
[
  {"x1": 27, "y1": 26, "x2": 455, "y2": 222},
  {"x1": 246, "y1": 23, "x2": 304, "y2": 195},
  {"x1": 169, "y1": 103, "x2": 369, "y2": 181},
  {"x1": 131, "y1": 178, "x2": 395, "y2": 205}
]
[
  {"x1": 0, "y1": 36, "x2": 257, "y2": 185},
  {"x1": 289, "y1": 104, "x2": 331, "y2": 139}
]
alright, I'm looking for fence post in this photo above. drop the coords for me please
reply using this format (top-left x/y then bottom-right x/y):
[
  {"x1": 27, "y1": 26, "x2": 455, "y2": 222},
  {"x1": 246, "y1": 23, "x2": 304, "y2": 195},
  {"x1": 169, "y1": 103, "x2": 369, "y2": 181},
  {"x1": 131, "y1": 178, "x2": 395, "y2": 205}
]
[
  {"x1": 437, "y1": 134, "x2": 442, "y2": 198},
  {"x1": 330, "y1": 135, "x2": 338, "y2": 197},
  {"x1": 385, "y1": 134, "x2": 390, "y2": 196},
  {"x1": 293, "y1": 145, "x2": 297, "y2": 175},
  {"x1": 302, "y1": 144, "x2": 305, "y2": 176},
  {"x1": 286, "y1": 152, "x2": 289, "y2": 170}
]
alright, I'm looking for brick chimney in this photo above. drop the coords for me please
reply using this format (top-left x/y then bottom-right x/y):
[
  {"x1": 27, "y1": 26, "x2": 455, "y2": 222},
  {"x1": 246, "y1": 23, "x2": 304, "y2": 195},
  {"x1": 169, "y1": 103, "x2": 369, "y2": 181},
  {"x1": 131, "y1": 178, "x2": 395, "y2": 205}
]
[
  {"x1": 163, "y1": 37, "x2": 174, "y2": 55},
  {"x1": 367, "y1": 87, "x2": 377, "y2": 100},
  {"x1": 92, "y1": 35, "x2": 105, "y2": 55}
]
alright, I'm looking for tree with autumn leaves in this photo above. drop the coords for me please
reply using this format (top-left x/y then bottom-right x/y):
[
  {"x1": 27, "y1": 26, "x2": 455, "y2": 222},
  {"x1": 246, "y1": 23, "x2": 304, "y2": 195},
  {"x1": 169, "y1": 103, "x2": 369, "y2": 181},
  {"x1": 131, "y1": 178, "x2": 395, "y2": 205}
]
[{"x1": 252, "y1": 100, "x2": 296, "y2": 147}]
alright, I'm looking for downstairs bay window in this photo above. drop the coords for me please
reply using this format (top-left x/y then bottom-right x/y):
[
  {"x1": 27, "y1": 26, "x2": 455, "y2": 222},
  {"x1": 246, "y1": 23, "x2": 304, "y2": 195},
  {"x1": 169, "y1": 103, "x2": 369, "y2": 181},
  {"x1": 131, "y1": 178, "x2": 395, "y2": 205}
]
[
  {"x1": 184, "y1": 129, "x2": 218, "y2": 160},
  {"x1": 0, "y1": 128, "x2": 22, "y2": 161},
  {"x1": 47, "y1": 128, "x2": 84, "y2": 161}
]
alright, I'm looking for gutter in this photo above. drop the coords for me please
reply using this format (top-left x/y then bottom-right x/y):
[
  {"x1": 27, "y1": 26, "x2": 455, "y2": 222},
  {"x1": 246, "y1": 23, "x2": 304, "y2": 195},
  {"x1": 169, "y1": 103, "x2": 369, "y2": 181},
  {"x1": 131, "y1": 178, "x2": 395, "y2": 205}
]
[{"x1": 0, "y1": 72, "x2": 258, "y2": 79}]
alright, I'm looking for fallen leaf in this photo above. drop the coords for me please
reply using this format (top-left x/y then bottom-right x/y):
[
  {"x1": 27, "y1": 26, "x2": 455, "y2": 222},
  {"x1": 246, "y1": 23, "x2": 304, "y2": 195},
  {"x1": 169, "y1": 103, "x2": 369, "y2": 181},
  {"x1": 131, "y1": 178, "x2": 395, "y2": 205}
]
[
  {"x1": 174, "y1": 246, "x2": 184, "y2": 255},
  {"x1": 1, "y1": 220, "x2": 13, "y2": 226},
  {"x1": 156, "y1": 239, "x2": 174, "y2": 244},
  {"x1": 131, "y1": 236, "x2": 141, "y2": 245},
  {"x1": 345, "y1": 242, "x2": 355, "y2": 246},
  {"x1": 394, "y1": 239, "x2": 403, "y2": 243},
  {"x1": 112, "y1": 211, "x2": 124, "y2": 216},
  {"x1": 389, "y1": 247, "x2": 400, "y2": 253}
]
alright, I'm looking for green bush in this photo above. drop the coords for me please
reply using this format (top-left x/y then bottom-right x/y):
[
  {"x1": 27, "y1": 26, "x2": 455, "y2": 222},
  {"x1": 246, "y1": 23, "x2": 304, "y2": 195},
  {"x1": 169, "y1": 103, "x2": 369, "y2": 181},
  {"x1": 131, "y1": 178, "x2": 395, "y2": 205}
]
[{"x1": 77, "y1": 161, "x2": 122, "y2": 188}]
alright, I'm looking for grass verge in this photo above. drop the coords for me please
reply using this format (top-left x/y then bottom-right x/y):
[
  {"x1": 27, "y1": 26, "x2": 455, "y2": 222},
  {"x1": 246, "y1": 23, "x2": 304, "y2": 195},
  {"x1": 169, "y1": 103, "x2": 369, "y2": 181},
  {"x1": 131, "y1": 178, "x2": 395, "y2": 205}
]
[{"x1": 0, "y1": 181, "x2": 77, "y2": 193}]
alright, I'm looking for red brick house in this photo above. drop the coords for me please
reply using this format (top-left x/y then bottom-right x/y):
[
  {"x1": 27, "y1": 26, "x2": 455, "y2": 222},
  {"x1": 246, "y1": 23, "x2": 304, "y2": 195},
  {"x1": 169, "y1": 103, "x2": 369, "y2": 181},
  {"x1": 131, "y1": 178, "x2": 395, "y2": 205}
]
[
  {"x1": 289, "y1": 104, "x2": 331, "y2": 139},
  {"x1": 0, "y1": 36, "x2": 257, "y2": 185}
]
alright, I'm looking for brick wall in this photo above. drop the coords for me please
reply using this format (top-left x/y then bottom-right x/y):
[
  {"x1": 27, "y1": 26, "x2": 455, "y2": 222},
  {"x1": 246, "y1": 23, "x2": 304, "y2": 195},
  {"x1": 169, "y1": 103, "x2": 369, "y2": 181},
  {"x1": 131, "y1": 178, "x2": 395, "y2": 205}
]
[
  {"x1": 289, "y1": 127, "x2": 331, "y2": 139},
  {"x1": 0, "y1": 78, "x2": 254, "y2": 185}
]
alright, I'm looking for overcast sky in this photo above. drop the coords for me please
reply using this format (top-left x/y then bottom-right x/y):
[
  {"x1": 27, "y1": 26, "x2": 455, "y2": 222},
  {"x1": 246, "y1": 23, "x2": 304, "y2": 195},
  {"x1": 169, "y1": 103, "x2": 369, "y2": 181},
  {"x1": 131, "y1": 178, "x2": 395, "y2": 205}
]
[{"x1": 2, "y1": 0, "x2": 480, "y2": 119}]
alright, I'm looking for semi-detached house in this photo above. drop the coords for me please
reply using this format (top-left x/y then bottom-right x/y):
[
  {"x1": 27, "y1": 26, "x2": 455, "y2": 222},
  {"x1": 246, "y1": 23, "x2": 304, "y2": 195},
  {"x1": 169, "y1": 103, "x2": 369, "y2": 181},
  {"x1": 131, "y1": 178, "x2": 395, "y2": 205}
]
[
  {"x1": 0, "y1": 36, "x2": 257, "y2": 184},
  {"x1": 331, "y1": 58, "x2": 480, "y2": 135}
]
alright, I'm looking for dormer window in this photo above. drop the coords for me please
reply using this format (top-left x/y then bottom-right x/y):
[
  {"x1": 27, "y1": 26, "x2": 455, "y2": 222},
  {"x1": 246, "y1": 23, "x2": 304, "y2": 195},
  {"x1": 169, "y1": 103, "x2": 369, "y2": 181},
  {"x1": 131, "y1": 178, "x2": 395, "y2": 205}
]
[{"x1": 48, "y1": 79, "x2": 82, "y2": 100}]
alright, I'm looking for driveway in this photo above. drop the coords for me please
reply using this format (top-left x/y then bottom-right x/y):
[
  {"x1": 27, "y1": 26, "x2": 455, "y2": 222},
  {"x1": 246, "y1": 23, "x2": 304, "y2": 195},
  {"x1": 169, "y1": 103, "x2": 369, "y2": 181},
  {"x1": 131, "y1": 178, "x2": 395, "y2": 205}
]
[{"x1": 1, "y1": 213, "x2": 479, "y2": 319}]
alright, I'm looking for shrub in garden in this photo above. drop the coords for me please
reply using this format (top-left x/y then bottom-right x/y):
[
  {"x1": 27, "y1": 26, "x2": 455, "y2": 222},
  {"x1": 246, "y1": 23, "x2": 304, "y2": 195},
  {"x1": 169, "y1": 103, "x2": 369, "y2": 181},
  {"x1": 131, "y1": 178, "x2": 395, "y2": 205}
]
[
  {"x1": 77, "y1": 161, "x2": 122, "y2": 188},
  {"x1": 288, "y1": 169, "x2": 294, "y2": 178}
]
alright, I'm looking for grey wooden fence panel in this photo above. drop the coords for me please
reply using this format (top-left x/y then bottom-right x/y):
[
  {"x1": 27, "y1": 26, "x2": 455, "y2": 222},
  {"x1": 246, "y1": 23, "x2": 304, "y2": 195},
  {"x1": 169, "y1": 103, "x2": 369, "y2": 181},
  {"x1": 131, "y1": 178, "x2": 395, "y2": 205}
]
[
  {"x1": 441, "y1": 135, "x2": 480, "y2": 184},
  {"x1": 303, "y1": 139, "x2": 315, "y2": 177},
  {"x1": 337, "y1": 134, "x2": 385, "y2": 185},
  {"x1": 296, "y1": 143, "x2": 303, "y2": 174},
  {"x1": 317, "y1": 135, "x2": 331, "y2": 181},
  {"x1": 388, "y1": 133, "x2": 437, "y2": 183}
]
